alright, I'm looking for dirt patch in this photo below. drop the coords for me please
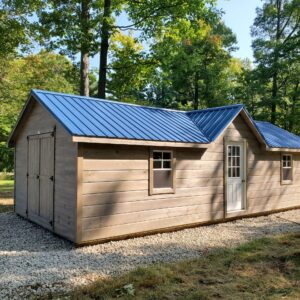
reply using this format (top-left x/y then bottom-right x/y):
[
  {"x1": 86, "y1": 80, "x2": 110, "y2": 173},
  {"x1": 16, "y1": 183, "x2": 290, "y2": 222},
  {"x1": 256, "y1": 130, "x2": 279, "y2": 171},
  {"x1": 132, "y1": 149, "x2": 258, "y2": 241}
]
[{"x1": 0, "y1": 198, "x2": 14, "y2": 213}]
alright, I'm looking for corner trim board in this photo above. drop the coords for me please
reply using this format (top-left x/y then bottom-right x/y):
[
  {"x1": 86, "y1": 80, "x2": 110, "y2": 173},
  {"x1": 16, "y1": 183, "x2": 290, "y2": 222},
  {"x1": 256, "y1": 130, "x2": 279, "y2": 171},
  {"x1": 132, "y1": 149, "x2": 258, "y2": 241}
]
[{"x1": 76, "y1": 143, "x2": 84, "y2": 243}]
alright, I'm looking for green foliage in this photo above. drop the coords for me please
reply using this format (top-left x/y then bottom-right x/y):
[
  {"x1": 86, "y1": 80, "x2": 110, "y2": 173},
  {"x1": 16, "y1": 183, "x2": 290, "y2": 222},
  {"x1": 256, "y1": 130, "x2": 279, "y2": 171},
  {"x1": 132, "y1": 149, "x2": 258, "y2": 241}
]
[
  {"x1": 0, "y1": 143, "x2": 14, "y2": 172},
  {"x1": 0, "y1": 51, "x2": 80, "y2": 171},
  {"x1": 251, "y1": 0, "x2": 300, "y2": 129},
  {"x1": 108, "y1": 3, "x2": 238, "y2": 110},
  {"x1": 36, "y1": 0, "x2": 100, "y2": 57},
  {"x1": 0, "y1": 1, "x2": 46, "y2": 58},
  {"x1": 107, "y1": 31, "x2": 155, "y2": 103}
]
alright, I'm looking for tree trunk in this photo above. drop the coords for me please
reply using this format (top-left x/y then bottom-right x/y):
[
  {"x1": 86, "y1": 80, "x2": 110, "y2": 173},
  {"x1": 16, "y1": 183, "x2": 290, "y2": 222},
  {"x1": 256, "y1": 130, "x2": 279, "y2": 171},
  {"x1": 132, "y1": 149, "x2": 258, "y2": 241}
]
[
  {"x1": 194, "y1": 71, "x2": 199, "y2": 110},
  {"x1": 271, "y1": 71, "x2": 278, "y2": 124},
  {"x1": 80, "y1": 52, "x2": 89, "y2": 97},
  {"x1": 98, "y1": 0, "x2": 111, "y2": 99},
  {"x1": 271, "y1": 0, "x2": 282, "y2": 124},
  {"x1": 289, "y1": 81, "x2": 299, "y2": 132},
  {"x1": 80, "y1": 0, "x2": 90, "y2": 96}
]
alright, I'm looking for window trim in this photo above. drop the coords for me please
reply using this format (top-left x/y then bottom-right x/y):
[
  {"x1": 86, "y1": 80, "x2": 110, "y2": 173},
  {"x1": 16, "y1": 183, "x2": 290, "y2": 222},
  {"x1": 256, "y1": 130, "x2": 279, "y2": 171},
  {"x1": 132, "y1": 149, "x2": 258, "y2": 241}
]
[
  {"x1": 149, "y1": 149, "x2": 176, "y2": 195},
  {"x1": 281, "y1": 153, "x2": 293, "y2": 185}
]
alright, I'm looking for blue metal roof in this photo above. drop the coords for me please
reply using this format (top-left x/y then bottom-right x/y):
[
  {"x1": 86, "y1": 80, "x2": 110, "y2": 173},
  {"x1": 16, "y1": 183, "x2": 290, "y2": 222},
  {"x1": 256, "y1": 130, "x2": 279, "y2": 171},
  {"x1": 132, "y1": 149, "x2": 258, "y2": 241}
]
[
  {"x1": 16, "y1": 89, "x2": 299, "y2": 149},
  {"x1": 255, "y1": 121, "x2": 300, "y2": 149},
  {"x1": 32, "y1": 90, "x2": 209, "y2": 144},
  {"x1": 186, "y1": 104, "x2": 244, "y2": 141}
]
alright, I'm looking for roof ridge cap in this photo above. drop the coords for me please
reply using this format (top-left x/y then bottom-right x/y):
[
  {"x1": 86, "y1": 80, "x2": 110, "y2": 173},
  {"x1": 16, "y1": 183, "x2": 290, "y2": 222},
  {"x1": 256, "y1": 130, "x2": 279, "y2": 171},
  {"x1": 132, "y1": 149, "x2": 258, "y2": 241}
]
[
  {"x1": 32, "y1": 89, "x2": 185, "y2": 113},
  {"x1": 187, "y1": 104, "x2": 244, "y2": 114}
]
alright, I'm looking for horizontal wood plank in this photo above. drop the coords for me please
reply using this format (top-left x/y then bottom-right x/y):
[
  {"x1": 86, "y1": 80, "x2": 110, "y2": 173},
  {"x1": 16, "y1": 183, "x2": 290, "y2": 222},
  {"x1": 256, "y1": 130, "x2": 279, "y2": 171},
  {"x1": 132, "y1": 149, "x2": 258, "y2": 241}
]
[
  {"x1": 83, "y1": 194, "x2": 224, "y2": 217},
  {"x1": 82, "y1": 210, "x2": 224, "y2": 241}
]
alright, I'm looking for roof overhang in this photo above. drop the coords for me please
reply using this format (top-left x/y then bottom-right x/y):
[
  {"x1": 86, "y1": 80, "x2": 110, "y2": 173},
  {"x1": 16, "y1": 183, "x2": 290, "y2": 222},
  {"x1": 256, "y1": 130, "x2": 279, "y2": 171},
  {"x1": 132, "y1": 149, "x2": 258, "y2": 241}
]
[
  {"x1": 72, "y1": 136, "x2": 209, "y2": 148},
  {"x1": 265, "y1": 146, "x2": 300, "y2": 153}
]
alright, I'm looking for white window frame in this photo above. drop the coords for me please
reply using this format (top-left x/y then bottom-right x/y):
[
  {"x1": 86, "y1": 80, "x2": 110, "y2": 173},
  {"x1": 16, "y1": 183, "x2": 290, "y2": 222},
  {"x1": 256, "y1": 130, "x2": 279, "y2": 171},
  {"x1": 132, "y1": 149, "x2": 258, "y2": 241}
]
[
  {"x1": 149, "y1": 149, "x2": 176, "y2": 195},
  {"x1": 281, "y1": 154, "x2": 293, "y2": 185}
]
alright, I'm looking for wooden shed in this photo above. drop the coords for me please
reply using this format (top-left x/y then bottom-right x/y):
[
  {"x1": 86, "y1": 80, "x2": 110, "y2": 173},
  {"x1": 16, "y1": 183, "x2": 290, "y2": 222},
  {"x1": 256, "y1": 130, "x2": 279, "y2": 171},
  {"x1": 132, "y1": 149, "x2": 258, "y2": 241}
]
[{"x1": 8, "y1": 90, "x2": 300, "y2": 244}]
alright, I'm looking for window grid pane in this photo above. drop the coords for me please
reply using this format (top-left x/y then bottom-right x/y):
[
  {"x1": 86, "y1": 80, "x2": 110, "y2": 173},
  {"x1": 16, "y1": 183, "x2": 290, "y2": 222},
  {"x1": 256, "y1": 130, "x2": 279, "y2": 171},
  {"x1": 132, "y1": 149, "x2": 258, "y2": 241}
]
[
  {"x1": 282, "y1": 155, "x2": 292, "y2": 169},
  {"x1": 153, "y1": 151, "x2": 172, "y2": 171},
  {"x1": 282, "y1": 155, "x2": 293, "y2": 182},
  {"x1": 153, "y1": 151, "x2": 173, "y2": 189}
]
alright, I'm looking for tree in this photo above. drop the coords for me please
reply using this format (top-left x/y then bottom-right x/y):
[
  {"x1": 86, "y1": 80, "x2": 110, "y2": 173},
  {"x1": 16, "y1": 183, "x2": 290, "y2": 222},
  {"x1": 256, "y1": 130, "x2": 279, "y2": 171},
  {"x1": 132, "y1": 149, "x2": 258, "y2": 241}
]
[
  {"x1": 0, "y1": 51, "x2": 80, "y2": 171},
  {"x1": 251, "y1": 0, "x2": 300, "y2": 124},
  {"x1": 146, "y1": 11, "x2": 236, "y2": 110},
  {"x1": 107, "y1": 31, "x2": 155, "y2": 103},
  {"x1": 98, "y1": 0, "x2": 112, "y2": 98},
  {"x1": 36, "y1": 0, "x2": 100, "y2": 96},
  {"x1": 106, "y1": 2, "x2": 237, "y2": 109},
  {"x1": 97, "y1": 0, "x2": 215, "y2": 99},
  {"x1": 0, "y1": 1, "x2": 43, "y2": 58}
]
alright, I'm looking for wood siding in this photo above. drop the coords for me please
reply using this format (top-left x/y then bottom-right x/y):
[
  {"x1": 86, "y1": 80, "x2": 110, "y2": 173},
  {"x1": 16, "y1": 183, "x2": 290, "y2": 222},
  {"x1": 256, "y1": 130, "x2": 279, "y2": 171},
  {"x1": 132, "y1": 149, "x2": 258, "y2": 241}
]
[
  {"x1": 223, "y1": 116, "x2": 300, "y2": 215},
  {"x1": 79, "y1": 114, "x2": 300, "y2": 243},
  {"x1": 14, "y1": 99, "x2": 77, "y2": 241},
  {"x1": 80, "y1": 141, "x2": 224, "y2": 243}
]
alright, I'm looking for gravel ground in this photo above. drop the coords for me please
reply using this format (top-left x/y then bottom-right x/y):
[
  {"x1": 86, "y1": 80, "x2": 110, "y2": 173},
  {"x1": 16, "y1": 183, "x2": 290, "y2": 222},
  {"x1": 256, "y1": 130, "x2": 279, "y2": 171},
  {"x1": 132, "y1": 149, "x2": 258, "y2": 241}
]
[{"x1": 0, "y1": 210, "x2": 299, "y2": 299}]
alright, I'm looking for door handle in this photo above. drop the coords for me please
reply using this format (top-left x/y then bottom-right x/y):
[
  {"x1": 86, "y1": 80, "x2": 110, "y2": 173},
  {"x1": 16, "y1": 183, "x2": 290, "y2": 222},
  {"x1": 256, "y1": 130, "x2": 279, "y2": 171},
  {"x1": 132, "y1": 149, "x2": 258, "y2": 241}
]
[
  {"x1": 36, "y1": 175, "x2": 39, "y2": 179},
  {"x1": 241, "y1": 179, "x2": 246, "y2": 183}
]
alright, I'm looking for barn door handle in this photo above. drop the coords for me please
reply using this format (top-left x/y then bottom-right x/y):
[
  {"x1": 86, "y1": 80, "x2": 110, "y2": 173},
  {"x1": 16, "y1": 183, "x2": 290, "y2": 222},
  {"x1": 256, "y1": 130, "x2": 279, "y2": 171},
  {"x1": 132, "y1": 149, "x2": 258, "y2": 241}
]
[
  {"x1": 49, "y1": 220, "x2": 53, "y2": 227},
  {"x1": 36, "y1": 175, "x2": 39, "y2": 179},
  {"x1": 50, "y1": 176, "x2": 54, "y2": 181}
]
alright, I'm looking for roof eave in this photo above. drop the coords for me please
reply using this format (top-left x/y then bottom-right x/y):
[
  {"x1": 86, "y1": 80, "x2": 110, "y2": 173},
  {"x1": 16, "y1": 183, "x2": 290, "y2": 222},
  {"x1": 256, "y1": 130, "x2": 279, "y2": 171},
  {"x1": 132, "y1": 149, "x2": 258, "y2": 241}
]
[
  {"x1": 266, "y1": 146, "x2": 300, "y2": 153},
  {"x1": 72, "y1": 135, "x2": 209, "y2": 148}
]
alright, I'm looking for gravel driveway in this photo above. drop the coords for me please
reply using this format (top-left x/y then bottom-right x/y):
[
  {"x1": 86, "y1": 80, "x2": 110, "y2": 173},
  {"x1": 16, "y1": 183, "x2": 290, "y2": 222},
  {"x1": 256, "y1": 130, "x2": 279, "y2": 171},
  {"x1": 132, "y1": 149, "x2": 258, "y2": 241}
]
[{"x1": 1, "y1": 209, "x2": 300, "y2": 299}]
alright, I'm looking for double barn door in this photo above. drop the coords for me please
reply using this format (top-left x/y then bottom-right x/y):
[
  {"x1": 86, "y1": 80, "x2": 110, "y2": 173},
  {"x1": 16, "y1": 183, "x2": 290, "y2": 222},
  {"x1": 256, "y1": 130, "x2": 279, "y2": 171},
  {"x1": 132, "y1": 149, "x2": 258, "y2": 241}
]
[{"x1": 27, "y1": 132, "x2": 54, "y2": 230}]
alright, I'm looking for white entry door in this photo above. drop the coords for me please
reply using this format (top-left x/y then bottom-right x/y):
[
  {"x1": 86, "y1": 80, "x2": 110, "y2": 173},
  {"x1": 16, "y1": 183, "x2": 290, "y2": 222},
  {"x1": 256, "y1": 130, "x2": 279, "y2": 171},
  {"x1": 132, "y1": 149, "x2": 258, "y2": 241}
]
[{"x1": 226, "y1": 142, "x2": 245, "y2": 212}]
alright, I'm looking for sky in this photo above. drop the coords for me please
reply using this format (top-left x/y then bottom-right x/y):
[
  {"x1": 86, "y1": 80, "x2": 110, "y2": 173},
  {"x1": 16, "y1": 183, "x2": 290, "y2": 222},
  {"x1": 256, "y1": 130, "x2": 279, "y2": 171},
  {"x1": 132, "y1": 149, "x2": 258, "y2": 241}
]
[
  {"x1": 217, "y1": 0, "x2": 263, "y2": 60},
  {"x1": 90, "y1": 0, "x2": 263, "y2": 69}
]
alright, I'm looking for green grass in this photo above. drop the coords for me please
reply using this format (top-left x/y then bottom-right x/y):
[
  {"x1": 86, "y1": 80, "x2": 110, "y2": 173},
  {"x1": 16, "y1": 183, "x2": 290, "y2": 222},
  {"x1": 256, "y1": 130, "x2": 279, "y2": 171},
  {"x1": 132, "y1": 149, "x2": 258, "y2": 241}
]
[
  {"x1": 68, "y1": 233, "x2": 300, "y2": 300},
  {"x1": 0, "y1": 180, "x2": 14, "y2": 213}
]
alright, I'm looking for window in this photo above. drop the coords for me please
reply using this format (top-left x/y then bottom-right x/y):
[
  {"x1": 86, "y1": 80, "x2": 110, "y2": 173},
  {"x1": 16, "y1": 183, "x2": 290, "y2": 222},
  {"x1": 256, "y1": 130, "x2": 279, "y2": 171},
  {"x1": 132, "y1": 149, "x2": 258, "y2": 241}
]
[
  {"x1": 282, "y1": 154, "x2": 293, "y2": 184},
  {"x1": 150, "y1": 150, "x2": 175, "y2": 194}
]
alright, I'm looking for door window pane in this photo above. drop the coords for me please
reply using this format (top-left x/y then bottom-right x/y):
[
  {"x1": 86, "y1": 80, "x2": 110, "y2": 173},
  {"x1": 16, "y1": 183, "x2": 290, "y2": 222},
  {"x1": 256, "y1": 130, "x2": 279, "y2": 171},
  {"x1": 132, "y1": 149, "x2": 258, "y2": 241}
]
[
  {"x1": 153, "y1": 152, "x2": 162, "y2": 159},
  {"x1": 163, "y1": 161, "x2": 171, "y2": 169},
  {"x1": 163, "y1": 152, "x2": 171, "y2": 159},
  {"x1": 153, "y1": 160, "x2": 162, "y2": 169},
  {"x1": 228, "y1": 145, "x2": 241, "y2": 178}
]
